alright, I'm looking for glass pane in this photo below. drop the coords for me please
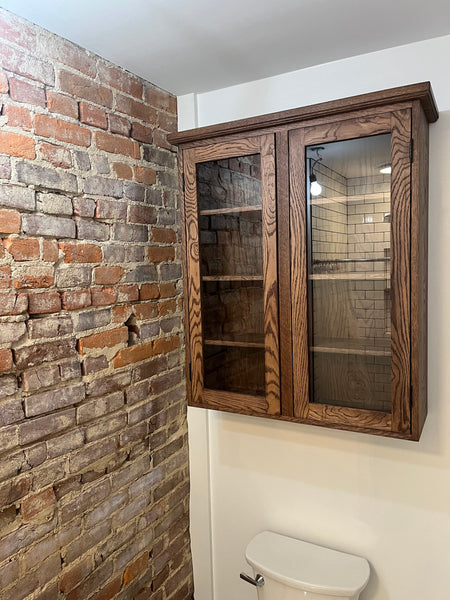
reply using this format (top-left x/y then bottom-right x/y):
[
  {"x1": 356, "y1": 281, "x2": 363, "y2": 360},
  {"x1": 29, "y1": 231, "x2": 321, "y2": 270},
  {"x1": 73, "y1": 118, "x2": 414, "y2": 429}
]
[
  {"x1": 197, "y1": 155, "x2": 265, "y2": 396},
  {"x1": 306, "y1": 134, "x2": 391, "y2": 411}
]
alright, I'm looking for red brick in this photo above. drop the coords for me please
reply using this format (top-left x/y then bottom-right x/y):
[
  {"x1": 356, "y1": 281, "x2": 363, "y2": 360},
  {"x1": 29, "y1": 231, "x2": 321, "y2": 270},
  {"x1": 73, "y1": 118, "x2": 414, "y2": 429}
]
[
  {"x1": 152, "y1": 128, "x2": 173, "y2": 151},
  {"x1": 134, "y1": 166, "x2": 157, "y2": 185},
  {"x1": 59, "y1": 70, "x2": 113, "y2": 108},
  {"x1": 144, "y1": 87, "x2": 176, "y2": 113},
  {"x1": 133, "y1": 302, "x2": 157, "y2": 320},
  {"x1": 3, "y1": 237, "x2": 39, "y2": 260},
  {"x1": 20, "y1": 487, "x2": 56, "y2": 521},
  {"x1": 91, "y1": 287, "x2": 117, "y2": 306},
  {"x1": 0, "y1": 68, "x2": 8, "y2": 93},
  {"x1": 148, "y1": 246, "x2": 175, "y2": 263},
  {"x1": 35, "y1": 114, "x2": 91, "y2": 147},
  {"x1": 98, "y1": 61, "x2": 143, "y2": 98},
  {"x1": 46, "y1": 91, "x2": 79, "y2": 119},
  {"x1": 2, "y1": 104, "x2": 32, "y2": 130},
  {"x1": 89, "y1": 575, "x2": 122, "y2": 600},
  {"x1": 112, "y1": 162, "x2": 133, "y2": 180},
  {"x1": 108, "y1": 114, "x2": 131, "y2": 136},
  {"x1": 42, "y1": 240, "x2": 59, "y2": 262},
  {"x1": 0, "y1": 40, "x2": 54, "y2": 86},
  {"x1": 157, "y1": 111, "x2": 177, "y2": 132},
  {"x1": 116, "y1": 94, "x2": 157, "y2": 124},
  {"x1": 158, "y1": 299, "x2": 176, "y2": 316},
  {"x1": 0, "y1": 16, "x2": 36, "y2": 51},
  {"x1": 112, "y1": 304, "x2": 133, "y2": 323},
  {"x1": 39, "y1": 142, "x2": 72, "y2": 169},
  {"x1": 117, "y1": 284, "x2": 139, "y2": 302},
  {"x1": 0, "y1": 348, "x2": 13, "y2": 372},
  {"x1": 0, "y1": 131, "x2": 35, "y2": 159},
  {"x1": 60, "y1": 557, "x2": 93, "y2": 593},
  {"x1": 131, "y1": 122, "x2": 152, "y2": 143},
  {"x1": 140, "y1": 283, "x2": 159, "y2": 300},
  {"x1": 123, "y1": 552, "x2": 148, "y2": 585},
  {"x1": 0, "y1": 209, "x2": 20, "y2": 233},
  {"x1": 0, "y1": 292, "x2": 28, "y2": 314},
  {"x1": 28, "y1": 292, "x2": 61, "y2": 314},
  {"x1": 78, "y1": 326, "x2": 128, "y2": 354},
  {"x1": 151, "y1": 227, "x2": 177, "y2": 244},
  {"x1": 94, "y1": 131, "x2": 140, "y2": 159},
  {"x1": 0, "y1": 265, "x2": 11, "y2": 288},
  {"x1": 60, "y1": 243, "x2": 102, "y2": 263},
  {"x1": 62, "y1": 289, "x2": 91, "y2": 310},
  {"x1": 113, "y1": 343, "x2": 152, "y2": 368},
  {"x1": 93, "y1": 266, "x2": 124, "y2": 285},
  {"x1": 80, "y1": 102, "x2": 107, "y2": 129},
  {"x1": 9, "y1": 77, "x2": 45, "y2": 107},
  {"x1": 47, "y1": 38, "x2": 97, "y2": 78},
  {"x1": 159, "y1": 283, "x2": 176, "y2": 298},
  {"x1": 128, "y1": 205, "x2": 156, "y2": 224},
  {"x1": 14, "y1": 267, "x2": 54, "y2": 290},
  {"x1": 152, "y1": 335, "x2": 180, "y2": 356}
]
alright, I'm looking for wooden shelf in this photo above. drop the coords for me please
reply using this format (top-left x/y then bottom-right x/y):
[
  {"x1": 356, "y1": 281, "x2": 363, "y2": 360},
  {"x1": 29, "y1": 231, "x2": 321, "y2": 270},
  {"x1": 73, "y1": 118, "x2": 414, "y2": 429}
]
[
  {"x1": 204, "y1": 333, "x2": 265, "y2": 348},
  {"x1": 310, "y1": 272, "x2": 389, "y2": 281},
  {"x1": 202, "y1": 275, "x2": 263, "y2": 281},
  {"x1": 310, "y1": 191, "x2": 389, "y2": 206},
  {"x1": 312, "y1": 337, "x2": 390, "y2": 357},
  {"x1": 199, "y1": 205, "x2": 262, "y2": 215}
]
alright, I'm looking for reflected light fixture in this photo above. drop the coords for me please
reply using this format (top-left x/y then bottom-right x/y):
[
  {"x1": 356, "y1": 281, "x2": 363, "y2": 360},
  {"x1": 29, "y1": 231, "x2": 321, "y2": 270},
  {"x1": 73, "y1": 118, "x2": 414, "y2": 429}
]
[
  {"x1": 309, "y1": 146, "x2": 324, "y2": 196},
  {"x1": 379, "y1": 164, "x2": 391, "y2": 174}
]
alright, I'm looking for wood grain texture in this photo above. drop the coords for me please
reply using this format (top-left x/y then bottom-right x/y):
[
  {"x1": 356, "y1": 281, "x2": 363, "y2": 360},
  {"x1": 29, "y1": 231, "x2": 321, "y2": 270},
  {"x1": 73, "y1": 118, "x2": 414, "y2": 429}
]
[
  {"x1": 389, "y1": 109, "x2": 412, "y2": 434},
  {"x1": 307, "y1": 404, "x2": 392, "y2": 430},
  {"x1": 179, "y1": 150, "x2": 192, "y2": 404},
  {"x1": 168, "y1": 83, "x2": 438, "y2": 145},
  {"x1": 203, "y1": 389, "x2": 269, "y2": 415}
]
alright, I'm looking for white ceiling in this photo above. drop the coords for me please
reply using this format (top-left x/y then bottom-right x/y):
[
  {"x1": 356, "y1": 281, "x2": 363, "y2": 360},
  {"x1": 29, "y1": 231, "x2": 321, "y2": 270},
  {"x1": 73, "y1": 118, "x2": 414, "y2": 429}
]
[{"x1": 1, "y1": 0, "x2": 450, "y2": 96}]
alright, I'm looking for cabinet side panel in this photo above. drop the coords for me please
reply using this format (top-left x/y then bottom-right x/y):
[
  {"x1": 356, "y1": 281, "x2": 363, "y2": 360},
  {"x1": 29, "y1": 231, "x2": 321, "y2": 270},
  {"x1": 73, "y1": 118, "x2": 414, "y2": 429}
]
[
  {"x1": 411, "y1": 102, "x2": 429, "y2": 439},
  {"x1": 179, "y1": 151, "x2": 192, "y2": 404}
]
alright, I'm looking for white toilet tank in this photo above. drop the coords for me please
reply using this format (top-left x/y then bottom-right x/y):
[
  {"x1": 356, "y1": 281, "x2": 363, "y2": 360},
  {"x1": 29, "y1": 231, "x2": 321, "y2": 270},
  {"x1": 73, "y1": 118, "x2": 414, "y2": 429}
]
[{"x1": 243, "y1": 531, "x2": 370, "y2": 600}]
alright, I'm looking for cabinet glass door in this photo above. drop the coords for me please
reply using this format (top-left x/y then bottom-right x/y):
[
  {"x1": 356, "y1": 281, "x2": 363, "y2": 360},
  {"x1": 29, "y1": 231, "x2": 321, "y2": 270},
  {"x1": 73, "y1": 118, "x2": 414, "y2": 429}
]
[
  {"x1": 290, "y1": 111, "x2": 412, "y2": 434},
  {"x1": 184, "y1": 136, "x2": 280, "y2": 415}
]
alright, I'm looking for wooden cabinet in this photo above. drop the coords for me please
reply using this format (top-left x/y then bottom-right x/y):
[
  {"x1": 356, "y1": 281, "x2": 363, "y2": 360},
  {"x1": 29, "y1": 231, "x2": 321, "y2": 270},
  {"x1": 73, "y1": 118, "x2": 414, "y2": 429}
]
[{"x1": 168, "y1": 83, "x2": 438, "y2": 440}]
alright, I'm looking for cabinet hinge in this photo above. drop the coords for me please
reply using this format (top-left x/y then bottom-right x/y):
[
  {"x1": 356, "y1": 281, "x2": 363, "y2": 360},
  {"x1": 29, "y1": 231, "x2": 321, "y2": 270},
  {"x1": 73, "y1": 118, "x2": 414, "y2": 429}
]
[{"x1": 409, "y1": 139, "x2": 414, "y2": 163}]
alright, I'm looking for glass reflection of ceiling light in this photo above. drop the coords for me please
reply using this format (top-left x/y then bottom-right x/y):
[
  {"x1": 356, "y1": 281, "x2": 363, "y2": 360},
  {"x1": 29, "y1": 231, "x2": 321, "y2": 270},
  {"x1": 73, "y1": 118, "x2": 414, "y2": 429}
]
[
  {"x1": 379, "y1": 164, "x2": 391, "y2": 174},
  {"x1": 310, "y1": 174, "x2": 322, "y2": 196}
]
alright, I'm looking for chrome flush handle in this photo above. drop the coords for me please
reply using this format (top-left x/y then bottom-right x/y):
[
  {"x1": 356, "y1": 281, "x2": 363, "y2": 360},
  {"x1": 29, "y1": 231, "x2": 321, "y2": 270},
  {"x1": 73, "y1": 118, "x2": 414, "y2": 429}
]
[{"x1": 240, "y1": 573, "x2": 265, "y2": 587}]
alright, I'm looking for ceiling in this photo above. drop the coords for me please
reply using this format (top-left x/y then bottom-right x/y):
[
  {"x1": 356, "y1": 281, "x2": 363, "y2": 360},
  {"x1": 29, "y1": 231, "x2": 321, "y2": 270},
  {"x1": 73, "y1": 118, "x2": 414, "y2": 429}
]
[{"x1": 1, "y1": 0, "x2": 449, "y2": 96}]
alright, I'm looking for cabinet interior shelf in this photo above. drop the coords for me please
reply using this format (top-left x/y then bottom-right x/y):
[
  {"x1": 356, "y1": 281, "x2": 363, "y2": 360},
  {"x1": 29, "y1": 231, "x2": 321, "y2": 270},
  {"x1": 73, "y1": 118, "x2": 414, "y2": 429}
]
[
  {"x1": 310, "y1": 192, "x2": 388, "y2": 206},
  {"x1": 310, "y1": 272, "x2": 389, "y2": 281},
  {"x1": 202, "y1": 275, "x2": 263, "y2": 281},
  {"x1": 204, "y1": 333, "x2": 265, "y2": 348},
  {"x1": 312, "y1": 337, "x2": 390, "y2": 357},
  {"x1": 199, "y1": 205, "x2": 262, "y2": 216}
]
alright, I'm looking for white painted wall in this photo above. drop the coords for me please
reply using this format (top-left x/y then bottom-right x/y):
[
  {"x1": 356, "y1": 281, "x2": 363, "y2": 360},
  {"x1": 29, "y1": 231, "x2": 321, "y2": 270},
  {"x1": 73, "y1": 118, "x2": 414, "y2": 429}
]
[{"x1": 179, "y1": 35, "x2": 450, "y2": 600}]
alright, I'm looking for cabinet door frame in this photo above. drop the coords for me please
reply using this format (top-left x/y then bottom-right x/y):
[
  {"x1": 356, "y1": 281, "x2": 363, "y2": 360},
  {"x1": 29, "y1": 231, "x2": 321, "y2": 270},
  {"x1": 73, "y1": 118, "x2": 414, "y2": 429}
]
[
  {"x1": 289, "y1": 109, "x2": 412, "y2": 435},
  {"x1": 182, "y1": 134, "x2": 280, "y2": 416}
]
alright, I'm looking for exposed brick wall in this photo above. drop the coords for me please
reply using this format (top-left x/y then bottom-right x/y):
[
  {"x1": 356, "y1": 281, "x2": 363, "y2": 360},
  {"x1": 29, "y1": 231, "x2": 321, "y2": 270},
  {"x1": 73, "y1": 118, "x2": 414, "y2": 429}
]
[{"x1": 0, "y1": 8, "x2": 193, "y2": 600}]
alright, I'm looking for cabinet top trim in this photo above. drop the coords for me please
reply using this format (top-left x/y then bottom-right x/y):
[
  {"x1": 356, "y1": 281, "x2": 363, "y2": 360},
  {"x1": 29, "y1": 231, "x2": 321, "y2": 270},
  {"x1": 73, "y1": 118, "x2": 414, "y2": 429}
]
[{"x1": 168, "y1": 82, "x2": 438, "y2": 146}]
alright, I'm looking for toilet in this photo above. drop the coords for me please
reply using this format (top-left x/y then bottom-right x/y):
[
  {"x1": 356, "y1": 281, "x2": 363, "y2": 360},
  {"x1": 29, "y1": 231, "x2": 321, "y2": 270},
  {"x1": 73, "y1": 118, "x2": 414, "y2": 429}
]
[{"x1": 241, "y1": 531, "x2": 370, "y2": 600}]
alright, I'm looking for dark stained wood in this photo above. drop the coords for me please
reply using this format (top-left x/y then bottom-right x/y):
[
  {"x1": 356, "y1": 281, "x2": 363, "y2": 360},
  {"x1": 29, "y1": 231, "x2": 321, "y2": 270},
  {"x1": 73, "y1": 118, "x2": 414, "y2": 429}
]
[
  {"x1": 410, "y1": 101, "x2": 429, "y2": 440},
  {"x1": 307, "y1": 404, "x2": 392, "y2": 430},
  {"x1": 261, "y1": 134, "x2": 281, "y2": 415},
  {"x1": 289, "y1": 129, "x2": 310, "y2": 418},
  {"x1": 390, "y1": 109, "x2": 412, "y2": 434},
  {"x1": 202, "y1": 275, "x2": 264, "y2": 281},
  {"x1": 276, "y1": 131, "x2": 294, "y2": 417},
  {"x1": 168, "y1": 83, "x2": 438, "y2": 146},
  {"x1": 203, "y1": 389, "x2": 269, "y2": 415},
  {"x1": 199, "y1": 205, "x2": 261, "y2": 216}
]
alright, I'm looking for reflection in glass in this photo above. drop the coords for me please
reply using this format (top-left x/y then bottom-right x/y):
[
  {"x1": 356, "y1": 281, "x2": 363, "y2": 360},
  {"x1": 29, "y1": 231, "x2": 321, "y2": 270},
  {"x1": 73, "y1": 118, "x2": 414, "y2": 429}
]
[
  {"x1": 197, "y1": 155, "x2": 265, "y2": 396},
  {"x1": 306, "y1": 135, "x2": 392, "y2": 411}
]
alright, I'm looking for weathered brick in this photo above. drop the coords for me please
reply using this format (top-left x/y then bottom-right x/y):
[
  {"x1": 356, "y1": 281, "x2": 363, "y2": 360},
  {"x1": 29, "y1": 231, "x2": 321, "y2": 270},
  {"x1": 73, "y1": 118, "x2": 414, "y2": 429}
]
[
  {"x1": 0, "y1": 265, "x2": 11, "y2": 288},
  {"x1": 0, "y1": 66, "x2": 8, "y2": 91},
  {"x1": 145, "y1": 86, "x2": 176, "y2": 113},
  {"x1": 125, "y1": 265, "x2": 157, "y2": 283},
  {"x1": 89, "y1": 574, "x2": 122, "y2": 600},
  {"x1": 118, "y1": 284, "x2": 139, "y2": 302},
  {"x1": 14, "y1": 337, "x2": 76, "y2": 369},
  {"x1": 133, "y1": 166, "x2": 157, "y2": 185},
  {"x1": 42, "y1": 240, "x2": 59, "y2": 262},
  {"x1": 3, "y1": 236, "x2": 40, "y2": 260},
  {"x1": 39, "y1": 142, "x2": 72, "y2": 169},
  {"x1": 139, "y1": 283, "x2": 159, "y2": 300},
  {"x1": 116, "y1": 94, "x2": 157, "y2": 123},
  {"x1": 59, "y1": 69, "x2": 113, "y2": 107},
  {"x1": 22, "y1": 363, "x2": 60, "y2": 393},
  {"x1": 76, "y1": 391, "x2": 124, "y2": 424},
  {"x1": 152, "y1": 335, "x2": 180, "y2": 356},
  {"x1": 113, "y1": 343, "x2": 153, "y2": 368},
  {"x1": 2, "y1": 103, "x2": 32, "y2": 129},
  {"x1": 85, "y1": 412, "x2": 126, "y2": 442},
  {"x1": 123, "y1": 181, "x2": 146, "y2": 202},
  {"x1": 68, "y1": 439, "x2": 117, "y2": 475},
  {"x1": 10, "y1": 76, "x2": 46, "y2": 107},
  {"x1": 17, "y1": 161, "x2": 78, "y2": 193},
  {"x1": 128, "y1": 205, "x2": 156, "y2": 224},
  {"x1": 0, "y1": 321, "x2": 27, "y2": 344},
  {"x1": 28, "y1": 316, "x2": 73, "y2": 342},
  {"x1": 83, "y1": 175, "x2": 123, "y2": 198},
  {"x1": 86, "y1": 371, "x2": 131, "y2": 397},
  {"x1": 148, "y1": 246, "x2": 175, "y2": 263},
  {"x1": 152, "y1": 227, "x2": 177, "y2": 244},
  {"x1": 152, "y1": 128, "x2": 173, "y2": 150},
  {"x1": 61, "y1": 289, "x2": 91, "y2": 310},
  {"x1": 133, "y1": 302, "x2": 158, "y2": 321},
  {"x1": 36, "y1": 191, "x2": 72, "y2": 215},
  {"x1": 0, "y1": 395, "x2": 23, "y2": 427},
  {"x1": 0, "y1": 559, "x2": 19, "y2": 589},
  {"x1": 78, "y1": 326, "x2": 128, "y2": 354},
  {"x1": 82, "y1": 355, "x2": 108, "y2": 376},
  {"x1": 0, "y1": 292, "x2": 28, "y2": 315},
  {"x1": 18, "y1": 409, "x2": 76, "y2": 445},
  {"x1": 25, "y1": 383, "x2": 85, "y2": 417},
  {"x1": 75, "y1": 307, "x2": 110, "y2": 332},
  {"x1": 91, "y1": 287, "x2": 117, "y2": 306},
  {"x1": 74, "y1": 150, "x2": 91, "y2": 171},
  {"x1": 0, "y1": 347, "x2": 13, "y2": 372},
  {"x1": 46, "y1": 90, "x2": 79, "y2": 119},
  {"x1": 21, "y1": 487, "x2": 56, "y2": 521},
  {"x1": 0, "y1": 208, "x2": 20, "y2": 233},
  {"x1": 28, "y1": 292, "x2": 62, "y2": 315},
  {"x1": 95, "y1": 198, "x2": 127, "y2": 221},
  {"x1": 103, "y1": 244, "x2": 125, "y2": 263},
  {"x1": 60, "y1": 556, "x2": 93, "y2": 594},
  {"x1": 56, "y1": 266, "x2": 91, "y2": 288},
  {"x1": 161, "y1": 263, "x2": 182, "y2": 281},
  {"x1": 14, "y1": 265, "x2": 54, "y2": 289},
  {"x1": 131, "y1": 122, "x2": 152, "y2": 144},
  {"x1": 108, "y1": 113, "x2": 131, "y2": 136},
  {"x1": 76, "y1": 219, "x2": 109, "y2": 241},
  {"x1": 60, "y1": 242, "x2": 102, "y2": 263},
  {"x1": 44, "y1": 34, "x2": 97, "y2": 77},
  {"x1": 112, "y1": 223, "x2": 148, "y2": 243},
  {"x1": 0, "y1": 155, "x2": 11, "y2": 179},
  {"x1": 0, "y1": 185, "x2": 34, "y2": 211},
  {"x1": 35, "y1": 114, "x2": 91, "y2": 147},
  {"x1": 73, "y1": 197, "x2": 96, "y2": 218},
  {"x1": 132, "y1": 355, "x2": 167, "y2": 384},
  {"x1": 47, "y1": 430, "x2": 84, "y2": 460},
  {"x1": 0, "y1": 39, "x2": 55, "y2": 85},
  {"x1": 94, "y1": 266, "x2": 124, "y2": 285},
  {"x1": 80, "y1": 102, "x2": 107, "y2": 129},
  {"x1": 112, "y1": 162, "x2": 133, "y2": 180},
  {"x1": 94, "y1": 131, "x2": 140, "y2": 158}
]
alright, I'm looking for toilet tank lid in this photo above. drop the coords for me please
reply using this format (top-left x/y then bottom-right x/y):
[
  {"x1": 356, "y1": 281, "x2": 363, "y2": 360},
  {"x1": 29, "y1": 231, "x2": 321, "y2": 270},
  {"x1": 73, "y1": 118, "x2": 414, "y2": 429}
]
[{"x1": 245, "y1": 531, "x2": 370, "y2": 597}]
